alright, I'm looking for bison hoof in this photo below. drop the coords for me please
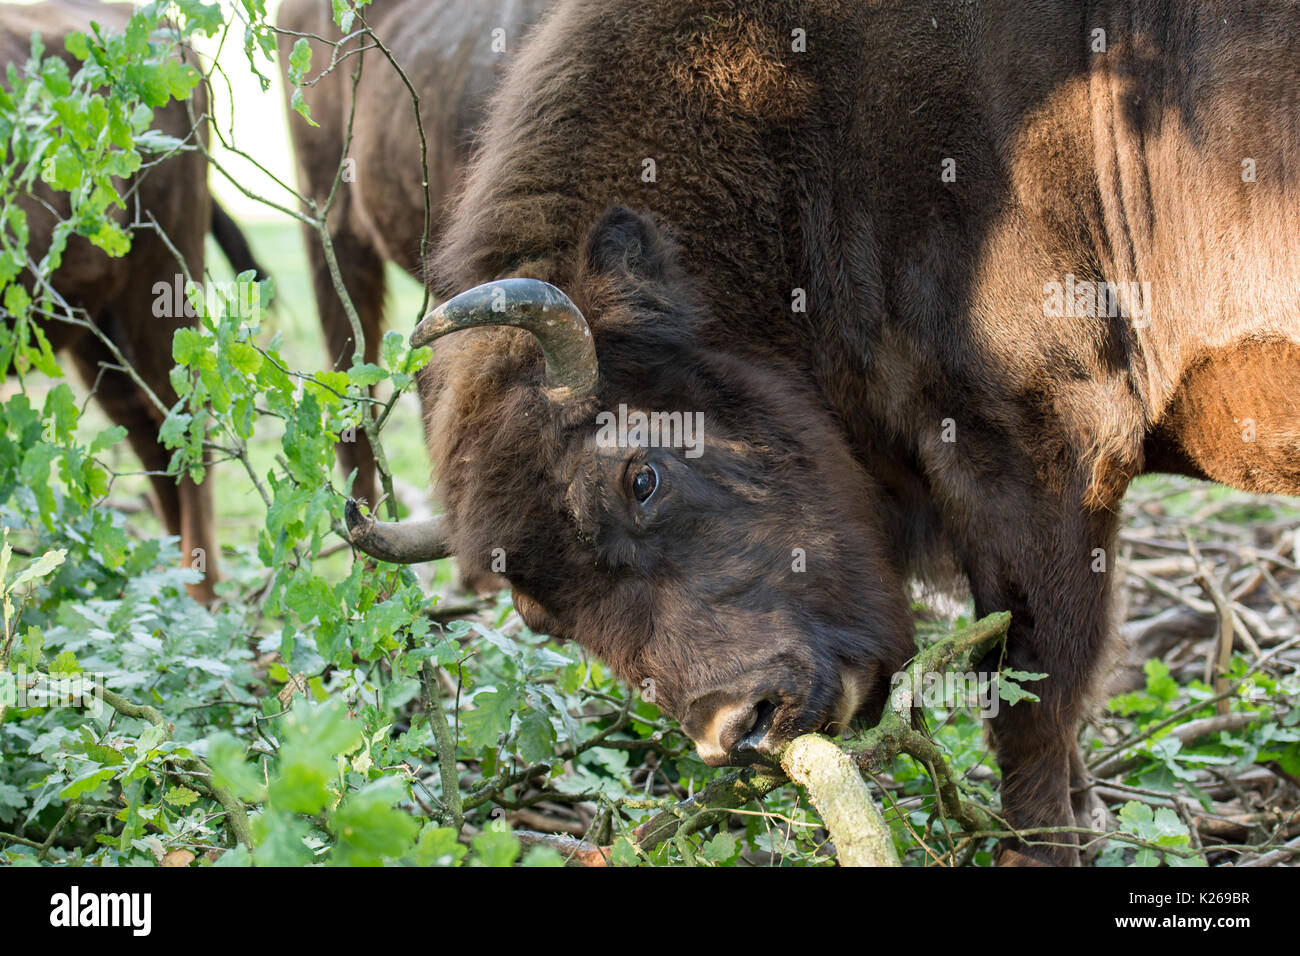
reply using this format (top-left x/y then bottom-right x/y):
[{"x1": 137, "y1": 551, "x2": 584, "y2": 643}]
[{"x1": 996, "y1": 843, "x2": 1081, "y2": 867}]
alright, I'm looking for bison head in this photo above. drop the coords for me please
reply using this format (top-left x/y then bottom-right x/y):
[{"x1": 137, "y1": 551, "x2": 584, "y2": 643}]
[{"x1": 348, "y1": 208, "x2": 913, "y2": 767}]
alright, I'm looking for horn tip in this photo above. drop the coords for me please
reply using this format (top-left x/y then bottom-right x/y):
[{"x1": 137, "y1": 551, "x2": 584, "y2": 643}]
[
  {"x1": 410, "y1": 311, "x2": 449, "y2": 349},
  {"x1": 344, "y1": 497, "x2": 372, "y2": 541}
]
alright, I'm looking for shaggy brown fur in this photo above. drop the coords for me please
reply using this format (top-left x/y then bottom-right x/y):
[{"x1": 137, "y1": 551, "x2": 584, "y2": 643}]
[
  {"x1": 275, "y1": 0, "x2": 548, "y2": 508},
  {"x1": 1, "y1": 0, "x2": 261, "y2": 602},
  {"x1": 413, "y1": 0, "x2": 1300, "y2": 864}
]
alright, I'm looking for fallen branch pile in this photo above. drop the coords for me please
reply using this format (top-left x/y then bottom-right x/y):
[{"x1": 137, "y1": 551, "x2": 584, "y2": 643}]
[{"x1": 1093, "y1": 480, "x2": 1300, "y2": 864}]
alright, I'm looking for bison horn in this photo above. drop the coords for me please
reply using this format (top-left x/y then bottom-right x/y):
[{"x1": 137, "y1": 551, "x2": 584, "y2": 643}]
[
  {"x1": 344, "y1": 498, "x2": 451, "y2": 564},
  {"x1": 410, "y1": 278, "x2": 598, "y2": 398}
]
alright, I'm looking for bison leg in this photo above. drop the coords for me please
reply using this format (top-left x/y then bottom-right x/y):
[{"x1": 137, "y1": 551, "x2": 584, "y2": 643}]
[
  {"x1": 71, "y1": 329, "x2": 216, "y2": 603},
  {"x1": 963, "y1": 496, "x2": 1120, "y2": 866},
  {"x1": 307, "y1": 223, "x2": 386, "y2": 505},
  {"x1": 277, "y1": 14, "x2": 388, "y2": 508}
]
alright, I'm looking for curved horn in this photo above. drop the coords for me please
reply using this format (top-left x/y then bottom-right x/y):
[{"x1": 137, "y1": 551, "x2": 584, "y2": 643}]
[
  {"x1": 411, "y1": 278, "x2": 598, "y2": 398},
  {"x1": 345, "y1": 498, "x2": 451, "y2": 564}
]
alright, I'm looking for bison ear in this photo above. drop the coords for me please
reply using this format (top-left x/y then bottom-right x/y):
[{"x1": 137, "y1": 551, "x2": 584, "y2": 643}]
[{"x1": 584, "y1": 207, "x2": 676, "y2": 284}]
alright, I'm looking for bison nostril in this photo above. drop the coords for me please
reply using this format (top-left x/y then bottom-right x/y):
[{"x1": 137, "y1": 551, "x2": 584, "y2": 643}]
[
  {"x1": 733, "y1": 698, "x2": 779, "y2": 754},
  {"x1": 690, "y1": 694, "x2": 788, "y2": 766}
]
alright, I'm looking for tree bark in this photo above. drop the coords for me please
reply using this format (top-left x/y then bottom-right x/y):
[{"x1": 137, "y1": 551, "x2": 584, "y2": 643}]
[{"x1": 780, "y1": 734, "x2": 899, "y2": 866}]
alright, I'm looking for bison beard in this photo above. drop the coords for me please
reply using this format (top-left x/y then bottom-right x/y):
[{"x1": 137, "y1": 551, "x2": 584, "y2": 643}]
[{"x1": 350, "y1": 0, "x2": 1300, "y2": 865}]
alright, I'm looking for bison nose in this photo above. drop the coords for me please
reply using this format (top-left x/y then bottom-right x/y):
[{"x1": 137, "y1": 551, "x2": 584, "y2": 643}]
[{"x1": 686, "y1": 695, "x2": 781, "y2": 767}]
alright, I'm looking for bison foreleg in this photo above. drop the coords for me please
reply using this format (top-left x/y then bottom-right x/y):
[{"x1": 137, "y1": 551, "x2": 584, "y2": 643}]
[{"x1": 963, "y1": 493, "x2": 1121, "y2": 866}]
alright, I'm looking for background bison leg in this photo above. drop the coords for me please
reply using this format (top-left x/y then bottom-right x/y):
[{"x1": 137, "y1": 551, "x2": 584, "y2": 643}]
[
  {"x1": 175, "y1": 470, "x2": 217, "y2": 603},
  {"x1": 963, "y1": 494, "x2": 1121, "y2": 865},
  {"x1": 276, "y1": 15, "x2": 387, "y2": 508},
  {"x1": 125, "y1": 83, "x2": 216, "y2": 603},
  {"x1": 71, "y1": 330, "x2": 216, "y2": 602},
  {"x1": 307, "y1": 222, "x2": 386, "y2": 505}
]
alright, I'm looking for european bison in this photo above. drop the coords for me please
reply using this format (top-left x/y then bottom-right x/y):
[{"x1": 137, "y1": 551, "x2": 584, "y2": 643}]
[
  {"x1": 276, "y1": 0, "x2": 547, "y2": 508},
  {"x1": 347, "y1": 0, "x2": 1300, "y2": 864},
  {"x1": 2, "y1": 0, "x2": 265, "y2": 602}
]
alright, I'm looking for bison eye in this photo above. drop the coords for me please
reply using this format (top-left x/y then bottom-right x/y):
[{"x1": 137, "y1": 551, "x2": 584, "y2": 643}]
[{"x1": 631, "y1": 463, "x2": 659, "y2": 503}]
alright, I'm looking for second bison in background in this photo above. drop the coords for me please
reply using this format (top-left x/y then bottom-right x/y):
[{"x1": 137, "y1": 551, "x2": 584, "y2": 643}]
[
  {"x1": 275, "y1": 0, "x2": 549, "y2": 509},
  {"x1": 2, "y1": 0, "x2": 266, "y2": 602}
]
